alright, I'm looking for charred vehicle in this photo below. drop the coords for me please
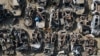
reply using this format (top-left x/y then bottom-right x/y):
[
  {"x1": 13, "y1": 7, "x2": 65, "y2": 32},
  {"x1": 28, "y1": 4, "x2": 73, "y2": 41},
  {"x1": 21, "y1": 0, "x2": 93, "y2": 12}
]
[
  {"x1": 78, "y1": 15, "x2": 91, "y2": 35},
  {"x1": 30, "y1": 29, "x2": 45, "y2": 52},
  {"x1": 84, "y1": 35, "x2": 98, "y2": 55},
  {"x1": 37, "y1": 0, "x2": 47, "y2": 7},
  {"x1": 24, "y1": 5, "x2": 34, "y2": 27},
  {"x1": 63, "y1": 8, "x2": 75, "y2": 31}
]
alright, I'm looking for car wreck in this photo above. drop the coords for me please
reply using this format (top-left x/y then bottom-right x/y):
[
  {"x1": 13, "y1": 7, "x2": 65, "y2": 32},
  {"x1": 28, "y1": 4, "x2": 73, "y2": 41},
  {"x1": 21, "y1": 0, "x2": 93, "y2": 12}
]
[
  {"x1": 63, "y1": 8, "x2": 75, "y2": 31},
  {"x1": 91, "y1": 14, "x2": 100, "y2": 36},
  {"x1": 0, "y1": 0, "x2": 99, "y2": 56},
  {"x1": 91, "y1": 0, "x2": 100, "y2": 14},
  {"x1": 37, "y1": 0, "x2": 47, "y2": 7},
  {"x1": 73, "y1": 0, "x2": 85, "y2": 15}
]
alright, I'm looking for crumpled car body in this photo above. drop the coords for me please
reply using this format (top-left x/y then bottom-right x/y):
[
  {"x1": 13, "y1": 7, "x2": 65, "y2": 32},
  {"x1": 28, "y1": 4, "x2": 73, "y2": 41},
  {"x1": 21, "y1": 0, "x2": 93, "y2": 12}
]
[
  {"x1": 91, "y1": 0, "x2": 100, "y2": 14},
  {"x1": 73, "y1": 0, "x2": 85, "y2": 15}
]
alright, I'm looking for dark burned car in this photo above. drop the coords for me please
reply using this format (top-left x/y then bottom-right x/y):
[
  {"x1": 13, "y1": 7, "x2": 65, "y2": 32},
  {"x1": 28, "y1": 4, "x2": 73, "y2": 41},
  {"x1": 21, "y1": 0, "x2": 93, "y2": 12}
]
[
  {"x1": 37, "y1": 0, "x2": 47, "y2": 7},
  {"x1": 63, "y1": 8, "x2": 75, "y2": 31},
  {"x1": 85, "y1": 35, "x2": 98, "y2": 55},
  {"x1": 51, "y1": 9, "x2": 60, "y2": 31},
  {"x1": 0, "y1": 29, "x2": 13, "y2": 55},
  {"x1": 72, "y1": 45, "x2": 83, "y2": 56},
  {"x1": 0, "y1": 28, "x2": 30, "y2": 55},
  {"x1": 10, "y1": 28, "x2": 30, "y2": 52},
  {"x1": 57, "y1": 31, "x2": 71, "y2": 56},
  {"x1": 50, "y1": 7, "x2": 75, "y2": 31},
  {"x1": 0, "y1": 4, "x2": 4, "y2": 21},
  {"x1": 78, "y1": 15, "x2": 91, "y2": 35},
  {"x1": 0, "y1": 5, "x2": 13, "y2": 22},
  {"x1": 30, "y1": 30, "x2": 45, "y2": 53},
  {"x1": 24, "y1": 6, "x2": 33, "y2": 27},
  {"x1": 70, "y1": 33, "x2": 84, "y2": 56}
]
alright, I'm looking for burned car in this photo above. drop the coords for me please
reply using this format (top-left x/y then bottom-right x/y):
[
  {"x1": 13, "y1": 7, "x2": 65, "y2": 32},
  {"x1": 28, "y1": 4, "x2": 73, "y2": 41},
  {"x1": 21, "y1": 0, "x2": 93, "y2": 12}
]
[
  {"x1": 57, "y1": 31, "x2": 71, "y2": 56},
  {"x1": 51, "y1": 0, "x2": 60, "y2": 6},
  {"x1": 70, "y1": 33, "x2": 84, "y2": 56},
  {"x1": 30, "y1": 30, "x2": 45, "y2": 52},
  {"x1": 63, "y1": 8, "x2": 75, "y2": 31},
  {"x1": 72, "y1": 45, "x2": 83, "y2": 56},
  {"x1": 84, "y1": 35, "x2": 98, "y2": 55},
  {"x1": 24, "y1": 5, "x2": 33, "y2": 27},
  {"x1": 0, "y1": 4, "x2": 5, "y2": 21},
  {"x1": 50, "y1": 9, "x2": 60, "y2": 31},
  {"x1": 43, "y1": 33, "x2": 54, "y2": 56},
  {"x1": 37, "y1": 0, "x2": 47, "y2": 7},
  {"x1": 78, "y1": 15, "x2": 91, "y2": 35},
  {"x1": 0, "y1": 5, "x2": 13, "y2": 22},
  {"x1": 9, "y1": 28, "x2": 30, "y2": 53}
]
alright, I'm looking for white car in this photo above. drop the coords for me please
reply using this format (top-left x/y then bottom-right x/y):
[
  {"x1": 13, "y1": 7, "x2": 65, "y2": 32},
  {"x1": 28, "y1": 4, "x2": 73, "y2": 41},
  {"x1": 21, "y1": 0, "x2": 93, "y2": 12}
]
[
  {"x1": 49, "y1": 8, "x2": 55, "y2": 28},
  {"x1": 93, "y1": 0, "x2": 100, "y2": 2},
  {"x1": 73, "y1": 0, "x2": 85, "y2": 15},
  {"x1": 11, "y1": 0, "x2": 21, "y2": 16},
  {"x1": 91, "y1": 15, "x2": 100, "y2": 36},
  {"x1": 91, "y1": 0, "x2": 100, "y2": 14}
]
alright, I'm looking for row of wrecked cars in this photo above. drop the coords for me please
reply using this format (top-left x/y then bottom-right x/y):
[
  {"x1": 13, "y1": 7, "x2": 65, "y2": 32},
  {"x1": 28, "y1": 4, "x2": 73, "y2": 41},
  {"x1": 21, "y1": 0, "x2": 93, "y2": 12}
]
[
  {"x1": 77, "y1": 0, "x2": 100, "y2": 37},
  {"x1": 24, "y1": 0, "x2": 100, "y2": 36},
  {"x1": 0, "y1": 28, "x2": 30, "y2": 55},
  {"x1": 0, "y1": 0, "x2": 99, "y2": 36},
  {"x1": 0, "y1": 0, "x2": 99, "y2": 56},
  {"x1": 24, "y1": 0, "x2": 85, "y2": 30},
  {"x1": 0, "y1": 28, "x2": 98, "y2": 56}
]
